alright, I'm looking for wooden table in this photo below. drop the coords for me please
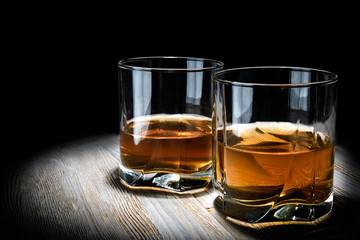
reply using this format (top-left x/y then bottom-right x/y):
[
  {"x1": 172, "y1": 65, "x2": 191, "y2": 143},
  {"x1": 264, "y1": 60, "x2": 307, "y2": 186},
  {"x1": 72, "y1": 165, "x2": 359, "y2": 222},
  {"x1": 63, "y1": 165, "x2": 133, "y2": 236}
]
[{"x1": 2, "y1": 134, "x2": 360, "y2": 239}]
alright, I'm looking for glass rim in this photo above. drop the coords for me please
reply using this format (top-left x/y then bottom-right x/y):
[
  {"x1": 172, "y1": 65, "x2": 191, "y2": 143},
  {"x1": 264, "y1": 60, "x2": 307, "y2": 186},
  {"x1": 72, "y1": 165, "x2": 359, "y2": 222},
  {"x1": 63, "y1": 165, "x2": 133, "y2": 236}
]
[
  {"x1": 118, "y1": 56, "x2": 224, "y2": 72},
  {"x1": 213, "y1": 66, "x2": 338, "y2": 87}
]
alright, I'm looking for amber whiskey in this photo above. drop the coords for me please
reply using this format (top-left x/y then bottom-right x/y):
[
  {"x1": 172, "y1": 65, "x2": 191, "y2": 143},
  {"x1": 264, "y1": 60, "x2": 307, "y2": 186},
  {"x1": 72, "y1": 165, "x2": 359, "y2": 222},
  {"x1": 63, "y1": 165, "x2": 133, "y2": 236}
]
[
  {"x1": 214, "y1": 122, "x2": 334, "y2": 208},
  {"x1": 120, "y1": 114, "x2": 212, "y2": 175}
]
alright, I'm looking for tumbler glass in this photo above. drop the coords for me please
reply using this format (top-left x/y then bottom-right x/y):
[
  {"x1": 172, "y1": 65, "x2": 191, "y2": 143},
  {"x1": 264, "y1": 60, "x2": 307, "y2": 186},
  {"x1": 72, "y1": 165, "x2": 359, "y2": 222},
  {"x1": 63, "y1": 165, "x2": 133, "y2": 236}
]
[
  {"x1": 118, "y1": 56, "x2": 223, "y2": 193},
  {"x1": 212, "y1": 67, "x2": 338, "y2": 227}
]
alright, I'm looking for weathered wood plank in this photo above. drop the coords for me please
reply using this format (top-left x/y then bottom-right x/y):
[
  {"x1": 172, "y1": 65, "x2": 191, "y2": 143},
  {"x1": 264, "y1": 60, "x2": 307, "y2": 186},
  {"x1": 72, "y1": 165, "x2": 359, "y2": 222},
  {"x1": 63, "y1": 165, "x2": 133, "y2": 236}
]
[
  {"x1": 8, "y1": 135, "x2": 236, "y2": 239},
  {"x1": 3, "y1": 135, "x2": 360, "y2": 239}
]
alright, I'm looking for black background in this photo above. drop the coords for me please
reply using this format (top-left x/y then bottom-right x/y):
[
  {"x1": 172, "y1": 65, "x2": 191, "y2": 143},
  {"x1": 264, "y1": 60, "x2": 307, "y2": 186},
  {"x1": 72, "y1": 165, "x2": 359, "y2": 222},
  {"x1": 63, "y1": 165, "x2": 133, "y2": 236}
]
[{"x1": 4, "y1": 5, "x2": 359, "y2": 170}]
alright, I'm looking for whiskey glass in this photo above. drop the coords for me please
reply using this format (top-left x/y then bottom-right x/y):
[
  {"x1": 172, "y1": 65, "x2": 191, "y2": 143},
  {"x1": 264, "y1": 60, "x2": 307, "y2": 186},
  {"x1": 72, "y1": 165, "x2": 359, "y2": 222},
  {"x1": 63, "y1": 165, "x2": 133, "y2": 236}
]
[
  {"x1": 118, "y1": 56, "x2": 223, "y2": 193},
  {"x1": 212, "y1": 67, "x2": 338, "y2": 226}
]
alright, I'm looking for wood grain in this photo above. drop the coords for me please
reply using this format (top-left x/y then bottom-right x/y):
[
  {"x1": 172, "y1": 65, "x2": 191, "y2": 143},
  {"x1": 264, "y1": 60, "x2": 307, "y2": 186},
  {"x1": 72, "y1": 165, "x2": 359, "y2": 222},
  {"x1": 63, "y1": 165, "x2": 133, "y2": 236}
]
[
  {"x1": 2, "y1": 134, "x2": 360, "y2": 239},
  {"x1": 5, "y1": 136, "x2": 236, "y2": 239}
]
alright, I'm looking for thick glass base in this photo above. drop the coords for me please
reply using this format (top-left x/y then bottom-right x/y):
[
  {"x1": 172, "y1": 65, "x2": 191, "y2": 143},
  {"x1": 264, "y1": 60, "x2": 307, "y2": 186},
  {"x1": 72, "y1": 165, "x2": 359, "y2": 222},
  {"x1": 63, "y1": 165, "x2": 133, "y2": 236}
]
[
  {"x1": 216, "y1": 193, "x2": 333, "y2": 228},
  {"x1": 119, "y1": 164, "x2": 211, "y2": 194}
]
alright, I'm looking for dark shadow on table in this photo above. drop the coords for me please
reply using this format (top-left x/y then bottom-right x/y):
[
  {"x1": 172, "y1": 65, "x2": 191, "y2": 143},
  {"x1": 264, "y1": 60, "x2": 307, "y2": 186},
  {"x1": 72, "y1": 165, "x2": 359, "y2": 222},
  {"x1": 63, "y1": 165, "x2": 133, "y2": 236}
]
[{"x1": 214, "y1": 194, "x2": 360, "y2": 240}]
